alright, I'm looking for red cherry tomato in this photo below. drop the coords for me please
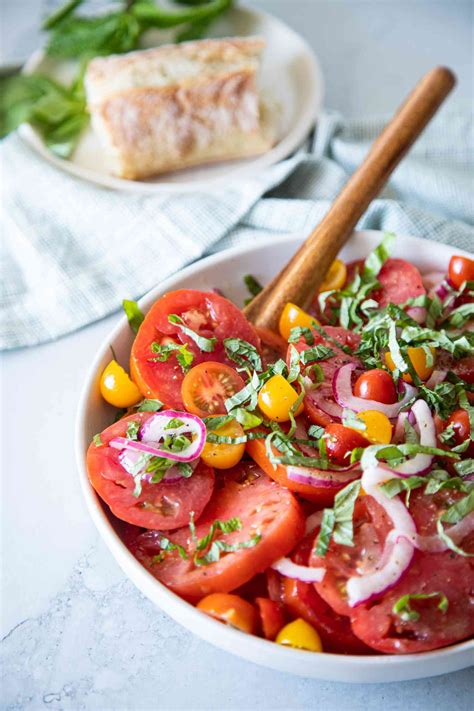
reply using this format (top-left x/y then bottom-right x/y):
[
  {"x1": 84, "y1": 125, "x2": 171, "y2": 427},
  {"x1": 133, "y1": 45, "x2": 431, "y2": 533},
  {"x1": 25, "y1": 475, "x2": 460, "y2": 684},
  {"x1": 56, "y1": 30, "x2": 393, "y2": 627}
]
[
  {"x1": 448, "y1": 255, "x2": 474, "y2": 289},
  {"x1": 353, "y1": 369, "x2": 397, "y2": 404},
  {"x1": 446, "y1": 409, "x2": 474, "y2": 456},
  {"x1": 324, "y1": 423, "x2": 369, "y2": 466},
  {"x1": 255, "y1": 597, "x2": 286, "y2": 640},
  {"x1": 181, "y1": 362, "x2": 245, "y2": 417}
]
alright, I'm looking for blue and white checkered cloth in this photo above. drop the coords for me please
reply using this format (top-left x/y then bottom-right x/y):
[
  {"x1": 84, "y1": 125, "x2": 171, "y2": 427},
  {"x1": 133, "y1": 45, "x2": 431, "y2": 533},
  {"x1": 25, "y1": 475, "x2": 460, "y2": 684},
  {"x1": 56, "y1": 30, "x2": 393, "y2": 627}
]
[{"x1": 1, "y1": 109, "x2": 473, "y2": 350}]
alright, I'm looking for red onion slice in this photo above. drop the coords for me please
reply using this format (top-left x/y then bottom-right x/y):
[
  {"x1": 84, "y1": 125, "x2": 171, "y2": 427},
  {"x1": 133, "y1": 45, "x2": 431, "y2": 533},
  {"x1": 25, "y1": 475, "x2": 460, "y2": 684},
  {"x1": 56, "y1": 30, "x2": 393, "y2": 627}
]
[
  {"x1": 305, "y1": 510, "x2": 324, "y2": 535},
  {"x1": 388, "y1": 399, "x2": 435, "y2": 477},
  {"x1": 332, "y1": 363, "x2": 417, "y2": 418},
  {"x1": 406, "y1": 307, "x2": 427, "y2": 324},
  {"x1": 425, "y1": 369, "x2": 447, "y2": 389},
  {"x1": 393, "y1": 412, "x2": 409, "y2": 443},
  {"x1": 346, "y1": 466, "x2": 416, "y2": 607},
  {"x1": 117, "y1": 448, "x2": 196, "y2": 483},
  {"x1": 304, "y1": 381, "x2": 342, "y2": 420},
  {"x1": 411, "y1": 512, "x2": 474, "y2": 553},
  {"x1": 271, "y1": 557, "x2": 325, "y2": 583},
  {"x1": 287, "y1": 464, "x2": 360, "y2": 489}
]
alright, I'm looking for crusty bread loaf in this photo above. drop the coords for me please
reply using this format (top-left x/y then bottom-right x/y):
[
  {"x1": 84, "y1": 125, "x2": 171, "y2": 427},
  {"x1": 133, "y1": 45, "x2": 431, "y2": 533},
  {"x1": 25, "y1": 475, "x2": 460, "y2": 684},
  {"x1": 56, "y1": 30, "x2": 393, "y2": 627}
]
[{"x1": 85, "y1": 37, "x2": 273, "y2": 180}]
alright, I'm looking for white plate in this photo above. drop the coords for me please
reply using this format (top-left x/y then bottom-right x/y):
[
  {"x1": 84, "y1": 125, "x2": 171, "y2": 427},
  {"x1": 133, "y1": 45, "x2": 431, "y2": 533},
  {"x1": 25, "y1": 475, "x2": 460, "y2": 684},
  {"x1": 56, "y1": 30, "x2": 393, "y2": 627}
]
[
  {"x1": 21, "y1": 4, "x2": 323, "y2": 193},
  {"x1": 75, "y1": 230, "x2": 474, "y2": 682}
]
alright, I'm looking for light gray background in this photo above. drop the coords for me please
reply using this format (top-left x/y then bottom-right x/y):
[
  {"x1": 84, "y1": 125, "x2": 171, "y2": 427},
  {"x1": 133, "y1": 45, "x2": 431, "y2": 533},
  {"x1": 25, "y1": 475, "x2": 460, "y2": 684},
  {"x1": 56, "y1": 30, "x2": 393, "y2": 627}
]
[{"x1": 1, "y1": 1, "x2": 473, "y2": 709}]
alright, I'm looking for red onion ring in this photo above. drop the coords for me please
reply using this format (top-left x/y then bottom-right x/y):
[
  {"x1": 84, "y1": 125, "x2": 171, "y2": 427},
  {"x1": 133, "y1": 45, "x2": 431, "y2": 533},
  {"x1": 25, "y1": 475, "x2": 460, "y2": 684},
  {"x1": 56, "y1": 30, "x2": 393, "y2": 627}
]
[
  {"x1": 304, "y1": 381, "x2": 342, "y2": 420},
  {"x1": 425, "y1": 369, "x2": 447, "y2": 389},
  {"x1": 332, "y1": 363, "x2": 417, "y2": 418},
  {"x1": 387, "y1": 399, "x2": 436, "y2": 477},
  {"x1": 287, "y1": 464, "x2": 360, "y2": 489},
  {"x1": 406, "y1": 307, "x2": 427, "y2": 324},
  {"x1": 305, "y1": 511, "x2": 324, "y2": 535},
  {"x1": 118, "y1": 449, "x2": 196, "y2": 483},
  {"x1": 271, "y1": 557, "x2": 325, "y2": 583},
  {"x1": 410, "y1": 512, "x2": 474, "y2": 553}
]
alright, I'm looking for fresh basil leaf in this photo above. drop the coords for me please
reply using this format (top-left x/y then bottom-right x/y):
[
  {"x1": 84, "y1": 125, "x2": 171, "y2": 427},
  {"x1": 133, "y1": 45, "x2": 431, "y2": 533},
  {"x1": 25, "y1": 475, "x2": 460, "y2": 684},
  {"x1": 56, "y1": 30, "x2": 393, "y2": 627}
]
[
  {"x1": 224, "y1": 338, "x2": 262, "y2": 372},
  {"x1": 392, "y1": 592, "x2": 448, "y2": 622},
  {"x1": 194, "y1": 534, "x2": 261, "y2": 566},
  {"x1": 243, "y1": 274, "x2": 263, "y2": 297},
  {"x1": 93, "y1": 433, "x2": 103, "y2": 447},
  {"x1": 168, "y1": 314, "x2": 216, "y2": 352},
  {"x1": 308, "y1": 424, "x2": 325, "y2": 439},
  {"x1": 126, "y1": 420, "x2": 140, "y2": 440},
  {"x1": 362, "y1": 232, "x2": 395, "y2": 279},
  {"x1": 149, "y1": 340, "x2": 194, "y2": 373},
  {"x1": 229, "y1": 408, "x2": 262, "y2": 430},
  {"x1": 287, "y1": 345, "x2": 300, "y2": 383},
  {"x1": 300, "y1": 345, "x2": 335, "y2": 365},
  {"x1": 314, "y1": 509, "x2": 335, "y2": 556},
  {"x1": 288, "y1": 326, "x2": 315, "y2": 345},
  {"x1": 315, "y1": 481, "x2": 361, "y2": 555},
  {"x1": 123, "y1": 299, "x2": 144, "y2": 334},
  {"x1": 454, "y1": 458, "x2": 474, "y2": 477},
  {"x1": 436, "y1": 490, "x2": 474, "y2": 557},
  {"x1": 136, "y1": 399, "x2": 163, "y2": 412}
]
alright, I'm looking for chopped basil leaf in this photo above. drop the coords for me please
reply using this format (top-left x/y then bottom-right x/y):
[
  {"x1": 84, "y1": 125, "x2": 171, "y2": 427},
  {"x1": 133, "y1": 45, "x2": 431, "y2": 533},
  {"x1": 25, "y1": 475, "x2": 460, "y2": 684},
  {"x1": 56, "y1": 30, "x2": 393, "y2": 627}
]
[
  {"x1": 287, "y1": 345, "x2": 301, "y2": 383},
  {"x1": 288, "y1": 326, "x2": 315, "y2": 345},
  {"x1": 223, "y1": 337, "x2": 262, "y2": 372},
  {"x1": 315, "y1": 481, "x2": 361, "y2": 555},
  {"x1": 362, "y1": 232, "x2": 396, "y2": 280},
  {"x1": 437, "y1": 490, "x2": 474, "y2": 557},
  {"x1": 229, "y1": 408, "x2": 262, "y2": 430},
  {"x1": 177, "y1": 462, "x2": 193, "y2": 478},
  {"x1": 300, "y1": 345, "x2": 335, "y2": 365},
  {"x1": 195, "y1": 517, "x2": 242, "y2": 551},
  {"x1": 122, "y1": 299, "x2": 144, "y2": 334},
  {"x1": 149, "y1": 340, "x2": 195, "y2": 373},
  {"x1": 126, "y1": 420, "x2": 140, "y2": 440},
  {"x1": 168, "y1": 314, "x2": 217, "y2": 353},
  {"x1": 204, "y1": 415, "x2": 235, "y2": 431},
  {"x1": 308, "y1": 424, "x2": 325, "y2": 439},
  {"x1": 392, "y1": 592, "x2": 448, "y2": 622},
  {"x1": 454, "y1": 458, "x2": 474, "y2": 477},
  {"x1": 225, "y1": 370, "x2": 261, "y2": 411},
  {"x1": 342, "y1": 409, "x2": 367, "y2": 432},
  {"x1": 93, "y1": 433, "x2": 103, "y2": 447},
  {"x1": 137, "y1": 399, "x2": 163, "y2": 412},
  {"x1": 164, "y1": 418, "x2": 185, "y2": 430},
  {"x1": 194, "y1": 534, "x2": 261, "y2": 566},
  {"x1": 151, "y1": 537, "x2": 189, "y2": 564},
  {"x1": 243, "y1": 274, "x2": 263, "y2": 297}
]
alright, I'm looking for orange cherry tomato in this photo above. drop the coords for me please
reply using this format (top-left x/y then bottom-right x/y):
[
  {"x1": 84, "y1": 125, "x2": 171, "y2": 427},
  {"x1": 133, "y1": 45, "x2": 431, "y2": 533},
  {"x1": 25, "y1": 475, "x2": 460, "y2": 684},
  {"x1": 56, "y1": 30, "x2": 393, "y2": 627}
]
[
  {"x1": 324, "y1": 423, "x2": 369, "y2": 466},
  {"x1": 279, "y1": 303, "x2": 319, "y2": 342},
  {"x1": 197, "y1": 593, "x2": 258, "y2": 634},
  {"x1": 385, "y1": 346, "x2": 436, "y2": 383},
  {"x1": 181, "y1": 362, "x2": 245, "y2": 417},
  {"x1": 448, "y1": 255, "x2": 474, "y2": 289},
  {"x1": 255, "y1": 597, "x2": 286, "y2": 640},
  {"x1": 201, "y1": 416, "x2": 246, "y2": 469},
  {"x1": 353, "y1": 369, "x2": 397, "y2": 404},
  {"x1": 319, "y1": 259, "x2": 347, "y2": 293},
  {"x1": 258, "y1": 374, "x2": 304, "y2": 422},
  {"x1": 100, "y1": 360, "x2": 142, "y2": 408}
]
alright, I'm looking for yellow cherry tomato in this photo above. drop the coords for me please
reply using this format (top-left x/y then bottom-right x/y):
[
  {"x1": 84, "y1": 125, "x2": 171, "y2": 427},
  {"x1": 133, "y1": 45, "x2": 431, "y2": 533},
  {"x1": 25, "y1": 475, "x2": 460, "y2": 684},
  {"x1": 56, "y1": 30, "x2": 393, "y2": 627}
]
[
  {"x1": 258, "y1": 374, "x2": 304, "y2": 422},
  {"x1": 201, "y1": 416, "x2": 246, "y2": 469},
  {"x1": 348, "y1": 410, "x2": 393, "y2": 444},
  {"x1": 100, "y1": 360, "x2": 142, "y2": 408},
  {"x1": 276, "y1": 618, "x2": 323, "y2": 652},
  {"x1": 279, "y1": 302, "x2": 319, "y2": 342},
  {"x1": 385, "y1": 346, "x2": 436, "y2": 383},
  {"x1": 319, "y1": 258, "x2": 347, "y2": 293}
]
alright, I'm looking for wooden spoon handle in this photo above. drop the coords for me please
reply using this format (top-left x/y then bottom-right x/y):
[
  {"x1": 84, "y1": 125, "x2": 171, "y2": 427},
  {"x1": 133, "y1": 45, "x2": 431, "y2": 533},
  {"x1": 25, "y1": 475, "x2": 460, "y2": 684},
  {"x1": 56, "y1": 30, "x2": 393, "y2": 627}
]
[{"x1": 244, "y1": 66, "x2": 456, "y2": 329}]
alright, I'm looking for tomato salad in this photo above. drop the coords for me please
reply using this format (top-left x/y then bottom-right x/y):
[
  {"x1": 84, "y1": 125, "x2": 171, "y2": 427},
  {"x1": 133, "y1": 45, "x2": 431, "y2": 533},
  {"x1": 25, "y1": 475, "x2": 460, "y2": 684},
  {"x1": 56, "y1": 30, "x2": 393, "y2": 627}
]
[{"x1": 88, "y1": 236, "x2": 474, "y2": 655}]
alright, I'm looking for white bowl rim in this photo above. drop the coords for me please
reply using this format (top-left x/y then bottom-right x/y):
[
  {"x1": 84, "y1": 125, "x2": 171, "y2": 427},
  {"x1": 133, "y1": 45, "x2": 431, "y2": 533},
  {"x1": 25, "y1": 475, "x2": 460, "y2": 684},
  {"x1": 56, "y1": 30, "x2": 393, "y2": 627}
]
[
  {"x1": 75, "y1": 229, "x2": 474, "y2": 682},
  {"x1": 20, "y1": 3, "x2": 324, "y2": 194}
]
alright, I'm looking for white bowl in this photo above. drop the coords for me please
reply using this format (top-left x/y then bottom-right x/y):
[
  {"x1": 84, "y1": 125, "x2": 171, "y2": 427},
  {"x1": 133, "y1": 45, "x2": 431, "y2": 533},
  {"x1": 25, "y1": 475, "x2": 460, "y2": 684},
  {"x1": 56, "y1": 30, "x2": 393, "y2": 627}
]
[{"x1": 75, "y1": 230, "x2": 474, "y2": 683}]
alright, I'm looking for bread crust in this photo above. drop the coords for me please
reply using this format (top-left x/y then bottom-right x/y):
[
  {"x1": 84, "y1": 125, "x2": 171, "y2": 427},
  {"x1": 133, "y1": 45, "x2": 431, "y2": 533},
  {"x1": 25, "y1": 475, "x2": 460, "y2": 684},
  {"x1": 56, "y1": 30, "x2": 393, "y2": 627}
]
[{"x1": 85, "y1": 37, "x2": 273, "y2": 179}]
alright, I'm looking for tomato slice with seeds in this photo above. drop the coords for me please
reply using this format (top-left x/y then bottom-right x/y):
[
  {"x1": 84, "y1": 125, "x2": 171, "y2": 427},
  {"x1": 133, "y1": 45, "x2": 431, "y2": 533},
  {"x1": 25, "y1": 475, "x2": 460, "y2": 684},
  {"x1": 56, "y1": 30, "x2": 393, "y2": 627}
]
[
  {"x1": 181, "y1": 362, "x2": 245, "y2": 417},
  {"x1": 130, "y1": 290, "x2": 261, "y2": 409},
  {"x1": 86, "y1": 413, "x2": 214, "y2": 530},
  {"x1": 125, "y1": 461, "x2": 305, "y2": 602}
]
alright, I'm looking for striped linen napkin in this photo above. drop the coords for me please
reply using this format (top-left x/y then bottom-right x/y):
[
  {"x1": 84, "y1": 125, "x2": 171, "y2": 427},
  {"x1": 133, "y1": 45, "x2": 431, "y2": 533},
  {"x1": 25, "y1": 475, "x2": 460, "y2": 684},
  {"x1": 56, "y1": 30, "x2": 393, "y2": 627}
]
[{"x1": 1, "y1": 109, "x2": 472, "y2": 350}]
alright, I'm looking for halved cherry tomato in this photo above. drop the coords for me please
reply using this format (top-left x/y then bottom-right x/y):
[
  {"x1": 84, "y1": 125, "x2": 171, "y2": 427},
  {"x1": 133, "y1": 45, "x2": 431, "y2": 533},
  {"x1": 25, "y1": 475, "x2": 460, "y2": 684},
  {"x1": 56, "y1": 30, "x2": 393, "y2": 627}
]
[
  {"x1": 348, "y1": 410, "x2": 393, "y2": 445},
  {"x1": 385, "y1": 346, "x2": 436, "y2": 382},
  {"x1": 324, "y1": 423, "x2": 369, "y2": 466},
  {"x1": 100, "y1": 360, "x2": 142, "y2": 408},
  {"x1": 448, "y1": 255, "x2": 474, "y2": 289},
  {"x1": 279, "y1": 303, "x2": 319, "y2": 342},
  {"x1": 126, "y1": 462, "x2": 305, "y2": 601},
  {"x1": 197, "y1": 593, "x2": 257, "y2": 634},
  {"x1": 255, "y1": 597, "x2": 286, "y2": 640},
  {"x1": 246, "y1": 436, "x2": 346, "y2": 507},
  {"x1": 446, "y1": 409, "x2": 474, "y2": 456},
  {"x1": 256, "y1": 326, "x2": 287, "y2": 365},
  {"x1": 276, "y1": 618, "x2": 323, "y2": 652},
  {"x1": 201, "y1": 416, "x2": 245, "y2": 469},
  {"x1": 319, "y1": 259, "x2": 347, "y2": 293},
  {"x1": 130, "y1": 290, "x2": 260, "y2": 409},
  {"x1": 86, "y1": 413, "x2": 214, "y2": 530},
  {"x1": 258, "y1": 374, "x2": 304, "y2": 422},
  {"x1": 353, "y1": 369, "x2": 397, "y2": 404},
  {"x1": 181, "y1": 362, "x2": 245, "y2": 417}
]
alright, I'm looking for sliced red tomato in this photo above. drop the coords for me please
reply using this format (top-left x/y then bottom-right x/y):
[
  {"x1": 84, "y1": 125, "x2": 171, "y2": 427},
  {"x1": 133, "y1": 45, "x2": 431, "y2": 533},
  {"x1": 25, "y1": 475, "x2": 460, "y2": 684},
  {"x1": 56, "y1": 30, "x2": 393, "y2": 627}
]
[
  {"x1": 292, "y1": 326, "x2": 362, "y2": 427},
  {"x1": 256, "y1": 326, "x2": 288, "y2": 366},
  {"x1": 309, "y1": 496, "x2": 392, "y2": 616},
  {"x1": 86, "y1": 413, "x2": 214, "y2": 530},
  {"x1": 281, "y1": 535, "x2": 372, "y2": 654},
  {"x1": 255, "y1": 597, "x2": 286, "y2": 640},
  {"x1": 125, "y1": 462, "x2": 305, "y2": 602},
  {"x1": 130, "y1": 290, "x2": 261, "y2": 409},
  {"x1": 246, "y1": 436, "x2": 349, "y2": 507},
  {"x1": 344, "y1": 258, "x2": 426, "y2": 308},
  {"x1": 350, "y1": 545, "x2": 474, "y2": 653},
  {"x1": 181, "y1": 362, "x2": 245, "y2": 417}
]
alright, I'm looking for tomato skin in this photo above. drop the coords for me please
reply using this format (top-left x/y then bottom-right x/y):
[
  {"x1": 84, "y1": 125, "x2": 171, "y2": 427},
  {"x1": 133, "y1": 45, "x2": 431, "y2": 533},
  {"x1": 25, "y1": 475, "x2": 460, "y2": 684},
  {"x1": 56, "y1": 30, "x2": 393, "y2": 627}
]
[
  {"x1": 86, "y1": 413, "x2": 214, "y2": 530},
  {"x1": 201, "y1": 416, "x2": 246, "y2": 469},
  {"x1": 256, "y1": 327, "x2": 287, "y2": 366},
  {"x1": 319, "y1": 259, "x2": 347, "y2": 293},
  {"x1": 197, "y1": 593, "x2": 258, "y2": 634},
  {"x1": 130, "y1": 290, "x2": 260, "y2": 409},
  {"x1": 324, "y1": 424, "x2": 369, "y2": 466},
  {"x1": 448, "y1": 255, "x2": 474, "y2": 289},
  {"x1": 279, "y1": 303, "x2": 318, "y2": 342},
  {"x1": 181, "y1": 362, "x2": 245, "y2": 417},
  {"x1": 100, "y1": 360, "x2": 142, "y2": 408},
  {"x1": 281, "y1": 536, "x2": 372, "y2": 654},
  {"x1": 255, "y1": 597, "x2": 286, "y2": 640},
  {"x1": 246, "y1": 436, "x2": 343, "y2": 507},
  {"x1": 446, "y1": 409, "x2": 474, "y2": 456},
  {"x1": 126, "y1": 462, "x2": 305, "y2": 602},
  {"x1": 353, "y1": 369, "x2": 397, "y2": 405},
  {"x1": 258, "y1": 374, "x2": 304, "y2": 422}
]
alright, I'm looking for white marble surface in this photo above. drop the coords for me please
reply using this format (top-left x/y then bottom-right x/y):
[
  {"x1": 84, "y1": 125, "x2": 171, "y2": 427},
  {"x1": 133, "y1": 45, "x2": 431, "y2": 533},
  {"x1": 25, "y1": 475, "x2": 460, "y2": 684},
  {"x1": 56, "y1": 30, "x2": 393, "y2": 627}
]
[{"x1": 1, "y1": 1, "x2": 474, "y2": 709}]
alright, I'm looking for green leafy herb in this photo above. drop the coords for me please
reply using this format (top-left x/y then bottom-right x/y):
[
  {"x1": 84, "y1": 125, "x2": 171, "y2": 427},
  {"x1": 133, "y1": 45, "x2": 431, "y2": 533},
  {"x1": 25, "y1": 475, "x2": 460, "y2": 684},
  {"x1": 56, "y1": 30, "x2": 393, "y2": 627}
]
[
  {"x1": 168, "y1": 313, "x2": 216, "y2": 352},
  {"x1": 315, "y1": 481, "x2": 361, "y2": 555},
  {"x1": 136, "y1": 398, "x2": 163, "y2": 412},
  {"x1": 149, "y1": 340, "x2": 194, "y2": 373},
  {"x1": 436, "y1": 490, "x2": 474, "y2": 557},
  {"x1": 191, "y1": 516, "x2": 261, "y2": 566},
  {"x1": 224, "y1": 338, "x2": 262, "y2": 372},
  {"x1": 151, "y1": 536, "x2": 189, "y2": 564},
  {"x1": 126, "y1": 420, "x2": 140, "y2": 440},
  {"x1": 308, "y1": 424, "x2": 325, "y2": 439},
  {"x1": 123, "y1": 299, "x2": 144, "y2": 334},
  {"x1": 392, "y1": 592, "x2": 448, "y2": 622},
  {"x1": 300, "y1": 345, "x2": 335, "y2": 365},
  {"x1": 230, "y1": 407, "x2": 262, "y2": 430},
  {"x1": 363, "y1": 232, "x2": 396, "y2": 279},
  {"x1": 288, "y1": 326, "x2": 314, "y2": 345},
  {"x1": 243, "y1": 274, "x2": 263, "y2": 298},
  {"x1": 93, "y1": 433, "x2": 103, "y2": 447},
  {"x1": 287, "y1": 345, "x2": 301, "y2": 383}
]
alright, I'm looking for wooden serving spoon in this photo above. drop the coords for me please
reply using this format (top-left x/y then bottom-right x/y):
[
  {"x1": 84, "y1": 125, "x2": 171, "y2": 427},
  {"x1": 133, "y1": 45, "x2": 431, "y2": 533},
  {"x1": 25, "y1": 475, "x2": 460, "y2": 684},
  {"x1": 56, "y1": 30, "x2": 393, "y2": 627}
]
[{"x1": 244, "y1": 66, "x2": 456, "y2": 331}]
